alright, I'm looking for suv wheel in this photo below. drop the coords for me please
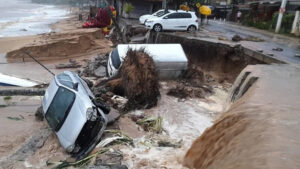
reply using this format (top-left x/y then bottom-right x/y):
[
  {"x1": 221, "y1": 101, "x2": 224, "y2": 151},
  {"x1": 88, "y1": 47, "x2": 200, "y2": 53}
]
[
  {"x1": 187, "y1": 25, "x2": 197, "y2": 32},
  {"x1": 153, "y1": 24, "x2": 162, "y2": 32}
]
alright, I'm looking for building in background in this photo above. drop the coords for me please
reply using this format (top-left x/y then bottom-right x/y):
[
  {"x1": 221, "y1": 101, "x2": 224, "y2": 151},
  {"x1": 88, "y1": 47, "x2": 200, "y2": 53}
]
[{"x1": 114, "y1": 0, "x2": 163, "y2": 19}]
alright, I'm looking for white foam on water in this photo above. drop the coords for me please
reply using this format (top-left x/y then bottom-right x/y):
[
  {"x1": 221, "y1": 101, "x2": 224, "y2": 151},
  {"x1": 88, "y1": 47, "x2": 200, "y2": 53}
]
[
  {"x1": 0, "y1": 0, "x2": 70, "y2": 37},
  {"x1": 120, "y1": 86, "x2": 229, "y2": 169}
]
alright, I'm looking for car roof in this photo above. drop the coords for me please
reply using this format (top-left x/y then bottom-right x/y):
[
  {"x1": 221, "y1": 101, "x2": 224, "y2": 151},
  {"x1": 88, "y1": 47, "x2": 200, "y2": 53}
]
[
  {"x1": 164, "y1": 10, "x2": 196, "y2": 15},
  {"x1": 116, "y1": 44, "x2": 187, "y2": 62}
]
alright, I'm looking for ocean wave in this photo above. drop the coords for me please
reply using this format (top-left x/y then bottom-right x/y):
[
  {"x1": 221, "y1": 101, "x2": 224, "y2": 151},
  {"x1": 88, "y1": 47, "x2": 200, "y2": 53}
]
[{"x1": 0, "y1": 0, "x2": 69, "y2": 37}]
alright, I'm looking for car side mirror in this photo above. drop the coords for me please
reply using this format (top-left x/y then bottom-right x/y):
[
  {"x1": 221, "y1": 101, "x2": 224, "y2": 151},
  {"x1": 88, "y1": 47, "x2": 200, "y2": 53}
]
[
  {"x1": 163, "y1": 16, "x2": 168, "y2": 19},
  {"x1": 73, "y1": 82, "x2": 79, "y2": 90}
]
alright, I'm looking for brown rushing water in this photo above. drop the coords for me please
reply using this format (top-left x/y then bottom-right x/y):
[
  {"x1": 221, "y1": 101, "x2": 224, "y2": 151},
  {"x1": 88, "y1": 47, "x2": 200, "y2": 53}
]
[
  {"x1": 120, "y1": 81, "x2": 228, "y2": 169},
  {"x1": 184, "y1": 64, "x2": 300, "y2": 169}
]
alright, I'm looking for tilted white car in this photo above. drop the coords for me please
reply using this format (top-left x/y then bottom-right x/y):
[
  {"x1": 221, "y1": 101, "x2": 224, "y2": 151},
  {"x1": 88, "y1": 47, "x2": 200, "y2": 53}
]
[
  {"x1": 145, "y1": 11, "x2": 199, "y2": 32},
  {"x1": 42, "y1": 71, "x2": 108, "y2": 159},
  {"x1": 139, "y1": 9, "x2": 173, "y2": 24}
]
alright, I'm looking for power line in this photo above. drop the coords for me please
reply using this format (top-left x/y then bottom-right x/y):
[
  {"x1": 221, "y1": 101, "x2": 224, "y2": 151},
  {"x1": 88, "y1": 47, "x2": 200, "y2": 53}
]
[{"x1": 23, "y1": 51, "x2": 55, "y2": 76}]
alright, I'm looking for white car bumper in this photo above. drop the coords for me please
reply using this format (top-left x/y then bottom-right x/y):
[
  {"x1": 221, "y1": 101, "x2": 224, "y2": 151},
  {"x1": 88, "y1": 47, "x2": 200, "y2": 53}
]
[{"x1": 145, "y1": 22, "x2": 154, "y2": 30}]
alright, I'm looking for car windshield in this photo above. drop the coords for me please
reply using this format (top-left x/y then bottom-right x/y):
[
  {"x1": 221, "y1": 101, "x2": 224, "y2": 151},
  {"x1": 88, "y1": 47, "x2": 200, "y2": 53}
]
[
  {"x1": 111, "y1": 47, "x2": 121, "y2": 69},
  {"x1": 153, "y1": 11, "x2": 164, "y2": 16},
  {"x1": 156, "y1": 11, "x2": 169, "y2": 17},
  {"x1": 45, "y1": 87, "x2": 75, "y2": 131}
]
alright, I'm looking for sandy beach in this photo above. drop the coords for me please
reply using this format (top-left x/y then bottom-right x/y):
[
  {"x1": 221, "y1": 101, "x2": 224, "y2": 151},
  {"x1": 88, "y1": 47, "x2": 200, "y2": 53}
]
[{"x1": 0, "y1": 11, "x2": 112, "y2": 82}]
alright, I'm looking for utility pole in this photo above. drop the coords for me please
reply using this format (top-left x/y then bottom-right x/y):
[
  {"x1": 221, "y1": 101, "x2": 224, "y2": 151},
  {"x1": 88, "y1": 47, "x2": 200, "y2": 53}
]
[
  {"x1": 162, "y1": 0, "x2": 167, "y2": 9},
  {"x1": 103, "y1": 0, "x2": 125, "y2": 43},
  {"x1": 275, "y1": 0, "x2": 287, "y2": 33},
  {"x1": 291, "y1": 9, "x2": 300, "y2": 34}
]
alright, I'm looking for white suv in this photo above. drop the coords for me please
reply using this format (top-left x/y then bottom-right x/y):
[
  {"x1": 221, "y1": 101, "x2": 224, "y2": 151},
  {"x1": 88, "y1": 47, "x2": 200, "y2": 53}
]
[{"x1": 145, "y1": 11, "x2": 198, "y2": 32}]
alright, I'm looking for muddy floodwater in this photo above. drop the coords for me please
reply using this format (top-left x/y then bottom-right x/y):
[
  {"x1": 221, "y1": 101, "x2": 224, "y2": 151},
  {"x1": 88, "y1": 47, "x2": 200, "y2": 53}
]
[{"x1": 119, "y1": 82, "x2": 228, "y2": 169}]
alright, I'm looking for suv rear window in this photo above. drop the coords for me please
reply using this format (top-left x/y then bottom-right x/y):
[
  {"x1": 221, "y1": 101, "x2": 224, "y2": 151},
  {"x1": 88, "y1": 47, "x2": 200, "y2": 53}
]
[
  {"x1": 45, "y1": 87, "x2": 75, "y2": 132},
  {"x1": 111, "y1": 47, "x2": 121, "y2": 69}
]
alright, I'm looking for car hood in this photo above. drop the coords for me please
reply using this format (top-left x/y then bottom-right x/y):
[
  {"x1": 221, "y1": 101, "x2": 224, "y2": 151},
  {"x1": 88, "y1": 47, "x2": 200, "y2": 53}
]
[
  {"x1": 140, "y1": 14, "x2": 152, "y2": 19},
  {"x1": 146, "y1": 17, "x2": 161, "y2": 22}
]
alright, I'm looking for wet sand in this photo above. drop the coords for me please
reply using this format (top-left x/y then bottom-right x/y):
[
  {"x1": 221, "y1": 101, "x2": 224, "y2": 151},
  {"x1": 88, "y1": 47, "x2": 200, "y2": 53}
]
[
  {"x1": 184, "y1": 64, "x2": 300, "y2": 169},
  {"x1": 0, "y1": 96, "x2": 44, "y2": 160}
]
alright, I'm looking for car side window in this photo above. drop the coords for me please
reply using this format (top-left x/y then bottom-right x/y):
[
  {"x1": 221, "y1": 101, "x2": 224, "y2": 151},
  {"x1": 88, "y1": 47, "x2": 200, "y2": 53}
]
[
  {"x1": 164, "y1": 13, "x2": 177, "y2": 19},
  {"x1": 111, "y1": 47, "x2": 121, "y2": 69},
  {"x1": 154, "y1": 11, "x2": 164, "y2": 16},
  {"x1": 177, "y1": 13, "x2": 192, "y2": 18}
]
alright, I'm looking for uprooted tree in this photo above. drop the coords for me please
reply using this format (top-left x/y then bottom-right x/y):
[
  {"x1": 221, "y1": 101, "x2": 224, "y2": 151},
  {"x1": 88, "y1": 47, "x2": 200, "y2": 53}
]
[{"x1": 107, "y1": 49, "x2": 160, "y2": 111}]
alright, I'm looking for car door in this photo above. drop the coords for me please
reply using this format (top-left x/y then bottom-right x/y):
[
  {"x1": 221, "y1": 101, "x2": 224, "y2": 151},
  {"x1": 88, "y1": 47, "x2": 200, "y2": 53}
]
[
  {"x1": 176, "y1": 13, "x2": 192, "y2": 30},
  {"x1": 161, "y1": 13, "x2": 177, "y2": 30}
]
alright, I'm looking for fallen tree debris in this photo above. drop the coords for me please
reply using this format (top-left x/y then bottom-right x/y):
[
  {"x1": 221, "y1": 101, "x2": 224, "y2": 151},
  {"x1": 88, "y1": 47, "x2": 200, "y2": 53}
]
[
  {"x1": 49, "y1": 149, "x2": 109, "y2": 169},
  {"x1": 167, "y1": 80, "x2": 213, "y2": 99},
  {"x1": 106, "y1": 49, "x2": 160, "y2": 111},
  {"x1": 0, "y1": 88, "x2": 45, "y2": 96},
  {"x1": 93, "y1": 150, "x2": 128, "y2": 169},
  {"x1": 136, "y1": 116, "x2": 163, "y2": 134},
  {"x1": 157, "y1": 140, "x2": 182, "y2": 148},
  {"x1": 96, "y1": 130, "x2": 134, "y2": 148},
  {"x1": 167, "y1": 85, "x2": 205, "y2": 99}
]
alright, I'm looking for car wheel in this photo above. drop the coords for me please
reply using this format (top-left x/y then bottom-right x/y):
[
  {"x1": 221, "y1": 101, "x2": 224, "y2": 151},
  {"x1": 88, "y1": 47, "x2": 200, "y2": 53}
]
[
  {"x1": 153, "y1": 24, "x2": 162, "y2": 32},
  {"x1": 187, "y1": 25, "x2": 197, "y2": 32}
]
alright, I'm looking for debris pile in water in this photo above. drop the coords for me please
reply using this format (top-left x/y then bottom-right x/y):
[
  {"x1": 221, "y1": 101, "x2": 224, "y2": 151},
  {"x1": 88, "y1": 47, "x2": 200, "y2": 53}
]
[
  {"x1": 136, "y1": 116, "x2": 163, "y2": 134},
  {"x1": 107, "y1": 49, "x2": 160, "y2": 111}
]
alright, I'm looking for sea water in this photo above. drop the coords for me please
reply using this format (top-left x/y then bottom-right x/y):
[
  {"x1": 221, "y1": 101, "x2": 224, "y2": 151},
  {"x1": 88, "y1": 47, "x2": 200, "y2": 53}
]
[{"x1": 0, "y1": 0, "x2": 69, "y2": 37}]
